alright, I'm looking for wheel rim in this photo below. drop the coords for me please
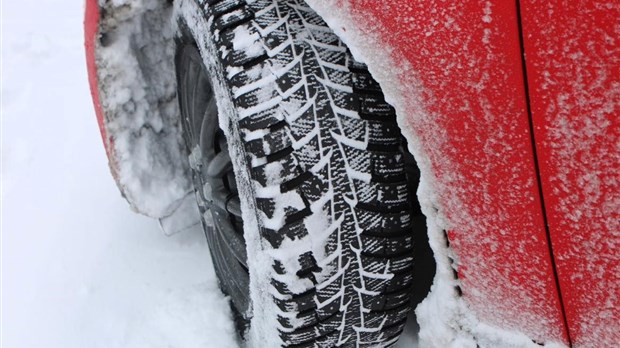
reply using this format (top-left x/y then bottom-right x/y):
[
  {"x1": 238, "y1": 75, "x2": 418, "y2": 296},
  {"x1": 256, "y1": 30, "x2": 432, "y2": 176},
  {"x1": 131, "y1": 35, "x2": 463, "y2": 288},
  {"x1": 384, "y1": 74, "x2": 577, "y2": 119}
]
[{"x1": 176, "y1": 44, "x2": 251, "y2": 317}]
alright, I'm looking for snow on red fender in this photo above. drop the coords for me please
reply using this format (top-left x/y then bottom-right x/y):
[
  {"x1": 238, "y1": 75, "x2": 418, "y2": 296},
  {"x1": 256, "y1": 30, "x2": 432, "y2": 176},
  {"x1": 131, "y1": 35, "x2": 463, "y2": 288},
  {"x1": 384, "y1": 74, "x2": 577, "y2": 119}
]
[{"x1": 521, "y1": 1, "x2": 620, "y2": 346}]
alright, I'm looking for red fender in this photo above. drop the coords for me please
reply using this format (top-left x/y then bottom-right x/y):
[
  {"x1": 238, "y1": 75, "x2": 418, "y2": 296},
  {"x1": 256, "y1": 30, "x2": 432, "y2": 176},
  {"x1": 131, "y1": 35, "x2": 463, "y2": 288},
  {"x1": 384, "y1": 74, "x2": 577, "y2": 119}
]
[
  {"x1": 332, "y1": 1, "x2": 568, "y2": 343},
  {"x1": 521, "y1": 1, "x2": 620, "y2": 346},
  {"x1": 310, "y1": 0, "x2": 619, "y2": 345},
  {"x1": 84, "y1": 0, "x2": 118, "y2": 178}
]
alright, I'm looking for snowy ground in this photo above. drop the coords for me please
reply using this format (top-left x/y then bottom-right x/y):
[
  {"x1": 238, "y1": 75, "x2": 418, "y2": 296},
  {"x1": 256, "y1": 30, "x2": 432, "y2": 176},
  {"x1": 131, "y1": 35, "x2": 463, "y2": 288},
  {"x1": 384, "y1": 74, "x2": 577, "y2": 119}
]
[{"x1": 2, "y1": 1, "x2": 418, "y2": 347}]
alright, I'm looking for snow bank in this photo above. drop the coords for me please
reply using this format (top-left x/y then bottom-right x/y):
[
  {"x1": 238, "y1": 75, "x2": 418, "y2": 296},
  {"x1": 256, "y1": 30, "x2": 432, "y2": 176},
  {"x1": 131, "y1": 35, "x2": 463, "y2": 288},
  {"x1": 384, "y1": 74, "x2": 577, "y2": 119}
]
[{"x1": 3, "y1": 1, "x2": 239, "y2": 346}]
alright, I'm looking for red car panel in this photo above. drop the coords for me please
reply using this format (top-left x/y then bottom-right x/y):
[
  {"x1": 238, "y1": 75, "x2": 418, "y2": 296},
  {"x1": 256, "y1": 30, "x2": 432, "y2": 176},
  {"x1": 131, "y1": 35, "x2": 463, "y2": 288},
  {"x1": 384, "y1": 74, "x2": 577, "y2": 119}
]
[
  {"x1": 520, "y1": 1, "x2": 620, "y2": 346},
  {"x1": 84, "y1": 0, "x2": 118, "y2": 177},
  {"x1": 342, "y1": 1, "x2": 569, "y2": 344}
]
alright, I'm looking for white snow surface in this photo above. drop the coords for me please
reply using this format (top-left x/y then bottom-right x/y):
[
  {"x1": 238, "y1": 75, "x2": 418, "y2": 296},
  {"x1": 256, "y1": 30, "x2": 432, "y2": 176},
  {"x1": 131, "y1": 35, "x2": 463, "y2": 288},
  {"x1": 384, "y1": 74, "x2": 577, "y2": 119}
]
[
  {"x1": 2, "y1": 2, "x2": 238, "y2": 347},
  {"x1": 2, "y1": 1, "x2": 422, "y2": 347}
]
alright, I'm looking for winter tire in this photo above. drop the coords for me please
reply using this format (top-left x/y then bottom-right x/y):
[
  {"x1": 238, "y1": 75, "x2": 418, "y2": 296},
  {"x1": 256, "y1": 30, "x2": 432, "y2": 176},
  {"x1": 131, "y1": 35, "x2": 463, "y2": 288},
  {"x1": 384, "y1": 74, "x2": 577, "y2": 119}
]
[{"x1": 174, "y1": 0, "x2": 425, "y2": 346}]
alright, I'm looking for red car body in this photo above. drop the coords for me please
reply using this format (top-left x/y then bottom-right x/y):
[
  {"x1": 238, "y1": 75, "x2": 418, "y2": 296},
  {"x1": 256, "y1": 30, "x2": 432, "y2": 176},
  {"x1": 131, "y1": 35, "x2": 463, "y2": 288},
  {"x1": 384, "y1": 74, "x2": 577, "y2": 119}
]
[{"x1": 85, "y1": 1, "x2": 619, "y2": 346}]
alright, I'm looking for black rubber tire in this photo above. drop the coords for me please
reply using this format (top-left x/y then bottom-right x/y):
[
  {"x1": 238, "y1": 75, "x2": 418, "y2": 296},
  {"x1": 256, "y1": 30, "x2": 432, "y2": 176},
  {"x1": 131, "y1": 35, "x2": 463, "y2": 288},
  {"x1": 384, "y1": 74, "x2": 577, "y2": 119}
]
[{"x1": 175, "y1": 0, "x2": 426, "y2": 346}]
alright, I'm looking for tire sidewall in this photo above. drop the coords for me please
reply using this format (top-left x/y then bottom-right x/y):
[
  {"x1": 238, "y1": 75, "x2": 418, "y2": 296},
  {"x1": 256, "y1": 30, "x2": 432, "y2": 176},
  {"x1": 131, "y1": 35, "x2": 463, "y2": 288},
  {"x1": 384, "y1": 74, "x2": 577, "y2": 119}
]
[{"x1": 173, "y1": 1, "x2": 283, "y2": 345}]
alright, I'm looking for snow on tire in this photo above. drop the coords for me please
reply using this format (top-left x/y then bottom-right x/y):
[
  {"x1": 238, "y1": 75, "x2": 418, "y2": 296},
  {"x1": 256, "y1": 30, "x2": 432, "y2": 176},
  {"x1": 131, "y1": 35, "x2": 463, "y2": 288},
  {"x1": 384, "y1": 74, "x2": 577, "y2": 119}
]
[{"x1": 175, "y1": 0, "x2": 417, "y2": 346}]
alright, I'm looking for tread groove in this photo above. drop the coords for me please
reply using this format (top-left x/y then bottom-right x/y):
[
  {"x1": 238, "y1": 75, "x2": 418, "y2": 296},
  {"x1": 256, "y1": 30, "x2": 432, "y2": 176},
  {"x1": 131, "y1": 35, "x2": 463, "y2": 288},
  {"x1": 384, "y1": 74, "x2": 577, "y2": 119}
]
[
  {"x1": 360, "y1": 246, "x2": 415, "y2": 259},
  {"x1": 353, "y1": 87, "x2": 384, "y2": 97},
  {"x1": 356, "y1": 201, "x2": 410, "y2": 214},
  {"x1": 371, "y1": 173, "x2": 408, "y2": 184},
  {"x1": 234, "y1": 52, "x2": 269, "y2": 69},
  {"x1": 285, "y1": 327, "x2": 341, "y2": 347},
  {"x1": 211, "y1": 1, "x2": 246, "y2": 19},
  {"x1": 284, "y1": 205, "x2": 312, "y2": 226},
  {"x1": 280, "y1": 171, "x2": 313, "y2": 193},
  {"x1": 366, "y1": 143, "x2": 401, "y2": 153},
  {"x1": 358, "y1": 112, "x2": 397, "y2": 123},
  {"x1": 369, "y1": 299, "x2": 411, "y2": 315},
  {"x1": 293, "y1": 307, "x2": 341, "y2": 331},
  {"x1": 361, "y1": 227, "x2": 413, "y2": 239},
  {"x1": 265, "y1": 146, "x2": 294, "y2": 164}
]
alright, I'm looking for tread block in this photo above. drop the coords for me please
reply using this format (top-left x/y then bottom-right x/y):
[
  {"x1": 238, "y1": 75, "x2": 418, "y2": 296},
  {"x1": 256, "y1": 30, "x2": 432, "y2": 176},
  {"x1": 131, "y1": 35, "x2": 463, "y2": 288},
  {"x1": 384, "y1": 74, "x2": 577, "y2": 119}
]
[
  {"x1": 238, "y1": 105, "x2": 284, "y2": 131},
  {"x1": 361, "y1": 305, "x2": 410, "y2": 333},
  {"x1": 210, "y1": 0, "x2": 246, "y2": 18},
  {"x1": 360, "y1": 232, "x2": 415, "y2": 257},
  {"x1": 359, "y1": 95, "x2": 396, "y2": 116},
  {"x1": 280, "y1": 171, "x2": 313, "y2": 193},
  {"x1": 360, "y1": 252, "x2": 414, "y2": 274},
  {"x1": 358, "y1": 318, "x2": 407, "y2": 347},
  {"x1": 299, "y1": 173, "x2": 329, "y2": 203},
  {"x1": 335, "y1": 113, "x2": 367, "y2": 143},
  {"x1": 354, "y1": 180, "x2": 410, "y2": 209},
  {"x1": 275, "y1": 287, "x2": 317, "y2": 312},
  {"x1": 226, "y1": 48, "x2": 268, "y2": 68},
  {"x1": 251, "y1": 152, "x2": 300, "y2": 186},
  {"x1": 245, "y1": 125, "x2": 292, "y2": 158},
  {"x1": 287, "y1": 106, "x2": 319, "y2": 142},
  {"x1": 352, "y1": 73, "x2": 383, "y2": 93},
  {"x1": 280, "y1": 218, "x2": 310, "y2": 241},
  {"x1": 355, "y1": 207, "x2": 412, "y2": 232},
  {"x1": 228, "y1": 61, "x2": 271, "y2": 88},
  {"x1": 367, "y1": 120, "x2": 402, "y2": 145},
  {"x1": 371, "y1": 152, "x2": 406, "y2": 179},
  {"x1": 280, "y1": 320, "x2": 342, "y2": 346},
  {"x1": 348, "y1": 59, "x2": 368, "y2": 73},
  {"x1": 235, "y1": 86, "x2": 277, "y2": 110},
  {"x1": 340, "y1": 144, "x2": 372, "y2": 174},
  {"x1": 214, "y1": 8, "x2": 255, "y2": 32},
  {"x1": 362, "y1": 290, "x2": 411, "y2": 312}
]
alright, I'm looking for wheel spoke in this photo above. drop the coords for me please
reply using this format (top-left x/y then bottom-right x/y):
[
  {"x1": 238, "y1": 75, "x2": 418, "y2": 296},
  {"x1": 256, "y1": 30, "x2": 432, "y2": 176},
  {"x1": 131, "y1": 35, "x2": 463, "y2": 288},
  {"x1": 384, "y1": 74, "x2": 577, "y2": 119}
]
[
  {"x1": 200, "y1": 97, "x2": 219, "y2": 157},
  {"x1": 205, "y1": 94, "x2": 218, "y2": 120},
  {"x1": 207, "y1": 151, "x2": 233, "y2": 178},
  {"x1": 177, "y1": 44, "x2": 250, "y2": 319},
  {"x1": 212, "y1": 209, "x2": 248, "y2": 267},
  {"x1": 225, "y1": 196, "x2": 242, "y2": 217}
]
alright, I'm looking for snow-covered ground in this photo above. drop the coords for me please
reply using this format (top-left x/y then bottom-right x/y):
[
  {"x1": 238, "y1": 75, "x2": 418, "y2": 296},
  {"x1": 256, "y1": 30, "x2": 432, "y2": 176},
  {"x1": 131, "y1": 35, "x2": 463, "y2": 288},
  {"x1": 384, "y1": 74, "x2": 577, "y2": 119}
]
[
  {"x1": 2, "y1": 2, "x2": 418, "y2": 347},
  {"x1": 2, "y1": 2, "x2": 240, "y2": 347}
]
